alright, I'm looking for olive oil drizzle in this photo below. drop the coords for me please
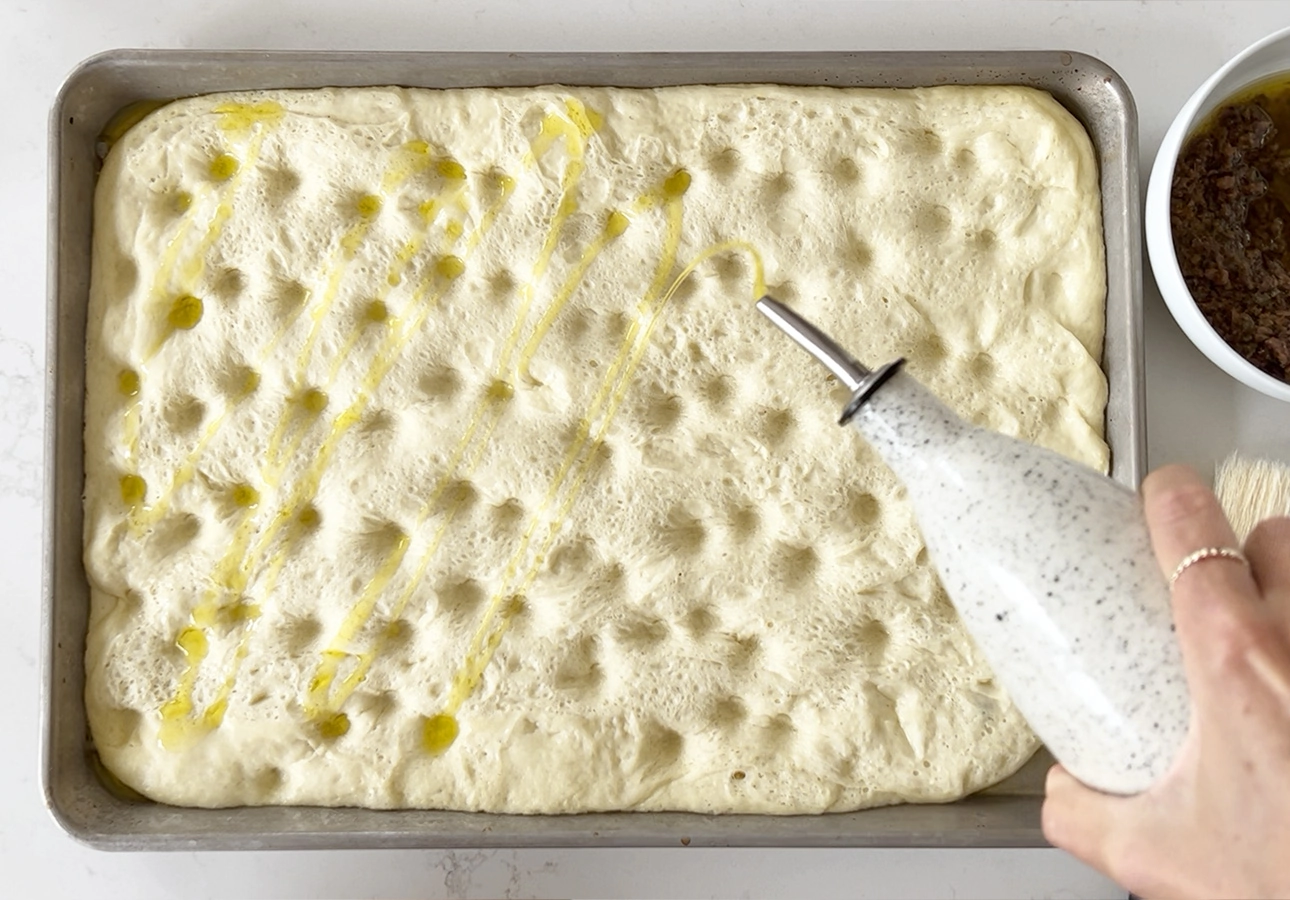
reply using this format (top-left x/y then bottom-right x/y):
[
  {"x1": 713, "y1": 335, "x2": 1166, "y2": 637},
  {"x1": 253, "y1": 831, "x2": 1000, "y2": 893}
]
[
  {"x1": 123, "y1": 107, "x2": 278, "y2": 518},
  {"x1": 295, "y1": 140, "x2": 445, "y2": 382},
  {"x1": 155, "y1": 133, "x2": 494, "y2": 744},
  {"x1": 158, "y1": 132, "x2": 530, "y2": 742},
  {"x1": 303, "y1": 103, "x2": 607, "y2": 728},
  {"x1": 157, "y1": 232, "x2": 473, "y2": 746},
  {"x1": 517, "y1": 210, "x2": 631, "y2": 384},
  {"x1": 132, "y1": 142, "x2": 464, "y2": 530},
  {"x1": 146, "y1": 133, "x2": 266, "y2": 362},
  {"x1": 423, "y1": 219, "x2": 765, "y2": 753},
  {"x1": 142, "y1": 95, "x2": 770, "y2": 756},
  {"x1": 212, "y1": 100, "x2": 284, "y2": 135}
]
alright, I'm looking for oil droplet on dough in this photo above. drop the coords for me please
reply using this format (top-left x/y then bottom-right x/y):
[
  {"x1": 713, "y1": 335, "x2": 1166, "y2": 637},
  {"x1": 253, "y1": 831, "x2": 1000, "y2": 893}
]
[
  {"x1": 487, "y1": 379, "x2": 514, "y2": 402},
  {"x1": 297, "y1": 505, "x2": 321, "y2": 528},
  {"x1": 301, "y1": 388, "x2": 328, "y2": 415},
  {"x1": 364, "y1": 300, "x2": 388, "y2": 323},
  {"x1": 176, "y1": 625, "x2": 207, "y2": 658},
  {"x1": 168, "y1": 294, "x2": 204, "y2": 330},
  {"x1": 492, "y1": 171, "x2": 515, "y2": 192},
  {"x1": 355, "y1": 193, "x2": 382, "y2": 218},
  {"x1": 445, "y1": 220, "x2": 464, "y2": 239},
  {"x1": 605, "y1": 210, "x2": 630, "y2": 237},
  {"x1": 117, "y1": 368, "x2": 140, "y2": 397},
  {"x1": 201, "y1": 697, "x2": 227, "y2": 728},
  {"x1": 436, "y1": 255, "x2": 466, "y2": 280},
  {"x1": 422, "y1": 713, "x2": 459, "y2": 754},
  {"x1": 209, "y1": 153, "x2": 239, "y2": 181},
  {"x1": 239, "y1": 369, "x2": 261, "y2": 397},
  {"x1": 437, "y1": 158, "x2": 466, "y2": 180},
  {"x1": 173, "y1": 191, "x2": 192, "y2": 213},
  {"x1": 119, "y1": 473, "x2": 146, "y2": 507},
  {"x1": 229, "y1": 601, "x2": 261, "y2": 621},
  {"x1": 663, "y1": 169, "x2": 692, "y2": 198},
  {"x1": 231, "y1": 483, "x2": 260, "y2": 507},
  {"x1": 319, "y1": 712, "x2": 350, "y2": 739},
  {"x1": 418, "y1": 198, "x2": 439, "y2": 223}
]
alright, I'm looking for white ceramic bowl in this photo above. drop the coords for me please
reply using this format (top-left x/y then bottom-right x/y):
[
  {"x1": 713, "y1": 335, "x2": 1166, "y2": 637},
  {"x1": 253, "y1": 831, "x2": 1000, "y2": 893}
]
[{"x1": 1145, "y1": 25, "x2": 1290, "y2": 403}]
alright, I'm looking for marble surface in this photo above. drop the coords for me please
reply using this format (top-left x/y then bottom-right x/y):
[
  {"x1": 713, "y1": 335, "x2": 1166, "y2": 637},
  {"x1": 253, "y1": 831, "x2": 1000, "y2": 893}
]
[{"x1": 5, "y1": 1, "x2": 1289, "y2": 897}]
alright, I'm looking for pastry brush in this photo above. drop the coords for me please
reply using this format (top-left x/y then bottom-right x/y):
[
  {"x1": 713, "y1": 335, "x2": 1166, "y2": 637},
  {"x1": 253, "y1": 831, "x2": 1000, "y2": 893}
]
[{"x1": 1215, "y1": 452, "x2": 1290, "y2": 542}]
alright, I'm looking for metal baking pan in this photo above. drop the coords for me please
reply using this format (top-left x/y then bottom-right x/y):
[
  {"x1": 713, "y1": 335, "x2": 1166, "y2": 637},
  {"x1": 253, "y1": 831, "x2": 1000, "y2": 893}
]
[{"x1": 43, "y1": 49, "x2": 1141, "y2": 850}]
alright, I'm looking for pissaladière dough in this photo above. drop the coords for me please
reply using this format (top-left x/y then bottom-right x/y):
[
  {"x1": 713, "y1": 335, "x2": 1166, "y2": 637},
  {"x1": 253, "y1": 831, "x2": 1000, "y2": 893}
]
[{"x1": 83, "y1": 85, "x2": 1107, "y2": 812}]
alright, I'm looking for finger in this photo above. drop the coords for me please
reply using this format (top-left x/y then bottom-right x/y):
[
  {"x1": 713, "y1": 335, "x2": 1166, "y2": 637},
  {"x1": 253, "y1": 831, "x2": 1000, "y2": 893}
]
[
  {"x1": 1245, "y1": 516, "x2": 1290, "y2": 598},
  {"x1": 1142, "y1": 467, "x2": 1262, "y2": 670},
  {"x1": 1143, "y1": 465, "x2": 1245, "y2": 579},
  {"x1": 1041, "y1": 764, "x2": 1136, "y2": 873}
]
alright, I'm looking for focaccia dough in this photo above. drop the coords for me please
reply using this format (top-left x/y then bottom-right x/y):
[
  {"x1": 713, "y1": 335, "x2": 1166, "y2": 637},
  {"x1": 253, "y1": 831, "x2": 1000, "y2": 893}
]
[{"x1": 84, "y1": 85, "x2": 1106, "y2": 812}]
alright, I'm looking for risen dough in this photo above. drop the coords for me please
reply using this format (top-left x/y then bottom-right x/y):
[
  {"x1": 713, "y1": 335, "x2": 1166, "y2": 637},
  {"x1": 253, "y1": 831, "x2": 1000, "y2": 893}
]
[{"x1": 84, "y1": 85, "x2": 1106, "y2": 811}]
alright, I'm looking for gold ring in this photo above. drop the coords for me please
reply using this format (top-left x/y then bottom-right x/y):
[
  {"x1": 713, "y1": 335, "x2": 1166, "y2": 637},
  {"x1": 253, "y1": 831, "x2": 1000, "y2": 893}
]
[{"x1": 1168, "y1": 546, "x2": 1249, "y2": 588}]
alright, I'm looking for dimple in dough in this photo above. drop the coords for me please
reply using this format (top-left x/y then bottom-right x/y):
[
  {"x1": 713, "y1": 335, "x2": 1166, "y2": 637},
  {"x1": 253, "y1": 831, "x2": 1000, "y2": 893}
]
[{"x1": 83, "y1": 84, "x2": 1107, "y2": 812}]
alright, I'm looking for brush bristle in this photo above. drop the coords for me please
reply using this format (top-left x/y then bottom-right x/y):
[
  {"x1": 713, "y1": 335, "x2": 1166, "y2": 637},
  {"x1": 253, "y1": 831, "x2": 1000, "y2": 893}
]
[{"x1": 1215, "y1": 452, "x2": 1290, "y2": 542}]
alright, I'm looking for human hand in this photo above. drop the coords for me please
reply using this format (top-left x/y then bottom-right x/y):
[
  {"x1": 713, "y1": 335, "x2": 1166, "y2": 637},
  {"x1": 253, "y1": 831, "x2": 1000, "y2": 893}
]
[{"x1": 1042, "y1": 464, "x2": 1290, "y2": 900}]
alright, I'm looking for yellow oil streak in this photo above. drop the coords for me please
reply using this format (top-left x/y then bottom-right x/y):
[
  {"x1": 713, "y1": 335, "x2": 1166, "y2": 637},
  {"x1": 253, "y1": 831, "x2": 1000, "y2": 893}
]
[
  {"x1": 159, "y1": 100, "x2": 612, "y2": 745},
  {"x1": 265, "y1": 391, "x2": 331, "y2": 471},
  {"x1": 158, "y1": 507, "x2": 263, "y2": 749},
  {"x1": 302, "y1": 529, "x2": 411, "y2": 729},
  {"x1": 174, "y1": 225, "x2": 480, "y2": 738},
  {"x1": 98, "y1": 99, "x2": 171, "y2": 150},
  {"x1": 295, "y1": 141, "x2": 455, "y2": 374},
  {"x1": 294, "y1": 215, "x2": 378, "y2": 374},
  {"x1": 380, "y1": 140, "x2": 435, "y2": 194},
  {"x1": 141, "y1": 188, "x2": 206, "y2": 346},
  {"x1": 122, "y1": 395, "x2": 142, "y2": 472},
  {"x1": 422, "y1": 186, "x2": 690, "y2": 745},
  {"x1": 129, "y1": 406, "x2": 230, "y2": 531},
  {"x1": 214, "y1": 101, "x2": 284, "y2": 134},
  {"x1": 296, "y1": 165, "x2": 468, "y2": 376},
  {"x1": 157, "y1": 625, "x2": 208, "y2": 747},
  {"x1": 302, "y1": 102, "x2": 603, "y2": 727},
  {"x1": 428, "y1": 230, "x2": 766, "y2": 753},
  {"x1": 155, "y1": 144, "x2": 474, "y2": 740},
  {"x1": 499, "y1": 124, "x2": 588, "y2": 374},
  {"x1": 145, "y1": 133, "x2": 267, "y2": 363},
  {"x1": 323, "y1": 233, "x2": 424, "y2": 386},
  {"x1": 141, "y1": 103, "x2": 289, "y2": 345},
  {"x1": 127, "y1": 117, "x2": 277, "y2": 505},
  {"x1": 173, "y1": 135, "x2": 264, "y2": 294},
  {"x1": 251, "y1": 511, "x2": 315, "y2": 612},
  {"x1": 137, "y1": 188, "x2": 463, "y2": 529},
  {"x1": 305, "y1": 403, "x2": 504, "y2": 719},
  {"x1": 464, "y1": 172, "x2": 517, "y2": 254},
  {"x1": 518, "y1": 210, "x2": 630, "y2": 383},
  {"x1": 135, "y1": 146, "x2": 461, "y2": 524},
  {"x1": 226, "y1": 265, "x2": 453, "y2": 631}
]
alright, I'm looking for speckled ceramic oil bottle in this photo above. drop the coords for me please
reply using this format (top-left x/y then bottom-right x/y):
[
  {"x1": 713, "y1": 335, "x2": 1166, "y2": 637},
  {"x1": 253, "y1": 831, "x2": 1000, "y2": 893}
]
[
  {"x1": 757, "y1": 297, "x2": 1190, "y2": 795},
  {"x1": 851, "y1": 371, "x2": 1189, "y2": 794}
]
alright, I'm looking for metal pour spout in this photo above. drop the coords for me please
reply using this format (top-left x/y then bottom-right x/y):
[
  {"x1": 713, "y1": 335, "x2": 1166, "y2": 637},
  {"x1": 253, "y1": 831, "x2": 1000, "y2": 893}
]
[
  {"x1": 755, "y1": 297, "x2": 870, "y2": 391},
  {"x1": 755, "y1": 296, "x2": 905, "y2": 424}
]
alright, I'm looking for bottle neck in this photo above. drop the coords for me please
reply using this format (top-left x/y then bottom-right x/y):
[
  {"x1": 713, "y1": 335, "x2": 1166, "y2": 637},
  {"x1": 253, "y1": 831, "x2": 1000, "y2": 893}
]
[{"x1": 847, "y1": 371, "x2": 968, "y2": 476}]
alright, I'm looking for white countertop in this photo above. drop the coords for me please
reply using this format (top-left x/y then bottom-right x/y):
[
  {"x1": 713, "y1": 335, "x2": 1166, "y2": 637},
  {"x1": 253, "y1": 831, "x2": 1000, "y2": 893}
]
[{"x1": 5, "y1": 1, "x2": 1289, "y2": 897}]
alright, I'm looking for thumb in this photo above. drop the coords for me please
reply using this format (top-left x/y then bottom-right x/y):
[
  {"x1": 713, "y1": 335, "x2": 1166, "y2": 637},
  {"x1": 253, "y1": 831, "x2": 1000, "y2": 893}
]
[{"x1": 1042, "y1": 764, "x2": 1137, "y2": 873}]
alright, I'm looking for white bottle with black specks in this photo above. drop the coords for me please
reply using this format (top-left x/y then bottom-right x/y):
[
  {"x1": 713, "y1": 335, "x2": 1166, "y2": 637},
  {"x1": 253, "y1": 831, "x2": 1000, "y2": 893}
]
[{"x1": 758, "y1": 297, "x2": 1189, "y2": 794}]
